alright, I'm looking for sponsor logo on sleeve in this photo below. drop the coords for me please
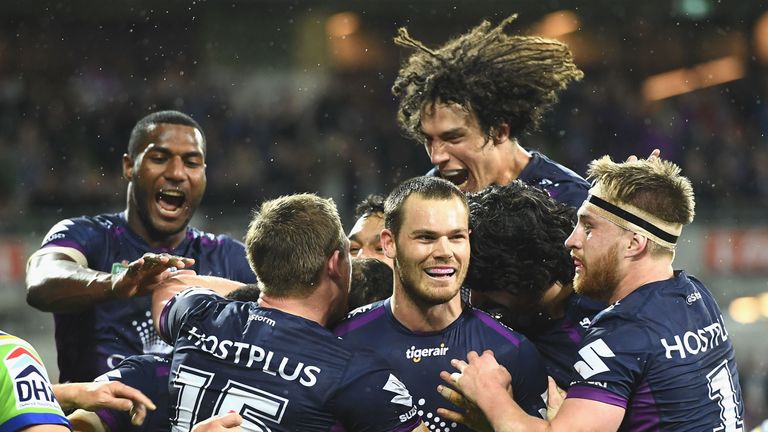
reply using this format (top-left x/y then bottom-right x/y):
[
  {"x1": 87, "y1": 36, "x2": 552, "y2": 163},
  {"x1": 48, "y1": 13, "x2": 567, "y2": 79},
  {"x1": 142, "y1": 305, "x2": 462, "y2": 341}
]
[
  {"x1": 5, "y1": 347, "x2": 60, "y2": 410},
  {"x1": 686, "y1": 290, "x2": 703, "y2": 305},
  {"x1": 42, "y1": 220, "x2": 75, "y2": 244},
  {"x1": 574, "y1": 338, "x2": 615, "y2": 379}
]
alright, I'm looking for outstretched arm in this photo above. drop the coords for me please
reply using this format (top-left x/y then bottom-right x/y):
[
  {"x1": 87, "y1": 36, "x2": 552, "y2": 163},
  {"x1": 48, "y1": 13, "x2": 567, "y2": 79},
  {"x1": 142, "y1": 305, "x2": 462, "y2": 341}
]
[
  {"x1": 437, "y1": 350, "x2": 625, "y2": 432},
  {"x1": 26, "y1": 251, "x2": 194, "y2": 312},
  {"x1": 53, "y1": 381, "x2": 156, "y2": 424}
]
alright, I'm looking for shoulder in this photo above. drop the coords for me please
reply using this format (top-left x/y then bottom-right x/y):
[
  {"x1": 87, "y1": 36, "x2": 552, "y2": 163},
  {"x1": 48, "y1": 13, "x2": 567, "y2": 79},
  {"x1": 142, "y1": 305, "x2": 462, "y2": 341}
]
[
  {"x1": 333, "y1": 300, "x2": 389, "y2": 337},
  {"x1": 465, "y1": 307, "x2": 529, "y2": 348}
]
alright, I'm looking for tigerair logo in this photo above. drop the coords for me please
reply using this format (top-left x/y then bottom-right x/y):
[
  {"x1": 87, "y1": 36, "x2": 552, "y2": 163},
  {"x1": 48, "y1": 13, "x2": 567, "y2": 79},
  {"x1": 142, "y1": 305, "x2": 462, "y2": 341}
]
[{"x1": 405, "y1": 343, "x2": 449, "y2": 363}]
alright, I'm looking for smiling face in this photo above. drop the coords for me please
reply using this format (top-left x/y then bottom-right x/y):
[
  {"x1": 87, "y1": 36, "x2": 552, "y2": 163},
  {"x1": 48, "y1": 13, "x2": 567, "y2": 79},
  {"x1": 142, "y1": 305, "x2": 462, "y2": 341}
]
[
  {"x1": 348, "y1": 212, "x2": 393, "y2": 269},
  {"x1": 123, "y1": 123, "x2": 206, "y2": 245},
  {"x1": 382, "y1": 194, "x2": 470, "y2": 306},
  {"x1": 420, "y1": 102, "x2": 510, "y2": 192}
]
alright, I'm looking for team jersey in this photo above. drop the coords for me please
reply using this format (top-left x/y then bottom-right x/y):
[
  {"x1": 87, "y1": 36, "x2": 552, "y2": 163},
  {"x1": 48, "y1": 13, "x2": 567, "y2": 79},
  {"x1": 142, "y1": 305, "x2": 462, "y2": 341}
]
[
  {"x1": 567, "y1": 271, "x2": 744, "y2": 431},
  {"x1": 94, "y1": 355, "x2": 171, "y2": 432},
  {"x1": 333, "y1": 299, "x2": 548, "y2": 431},
  {"x1": 159, "y1": 289, "x2": 423, "y2": 432},
  {"x1": 0, "y1": 331, "x2": 70, "y2": 432},
  {"x1": 521, "y1": 293, "x2": 605, "y2": 389},
  {"x1": 31, "y1": 212, "x2": 256, "y2": 383},
  {"x1": 516, "y1": 151, "x2": 589, "y2": 208},
  {"x1": 427, "y1": 150, "x2": 589, "y2": 208}
]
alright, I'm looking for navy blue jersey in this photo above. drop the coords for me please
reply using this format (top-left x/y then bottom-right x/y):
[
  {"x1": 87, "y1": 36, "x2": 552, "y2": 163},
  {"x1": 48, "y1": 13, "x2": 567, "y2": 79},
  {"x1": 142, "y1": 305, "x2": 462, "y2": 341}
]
[
  {"x1": 33, "y1": 212, "x2": 256, "y2": 383},
  {"x1": 159, "y1": 289, "x2": 422, "y2": 432},
  {"x1": 517, "y1": 151, "x2": 589, "y2": 208},
  {"x1": 522, "y1": 293, "x2": 605, "y2": 389},
  {"x1": 334, "y1": 299, "x2": 548, "y2": 431},
  {"x1": 94, "y1": 355, "x2": 170, "y2": 432},
  {"x1": 567, "y1": 272, "x2": 744, "y2": 431},
  {"x1": 426, "y1": 150, "x2": 589, "y2": 208}
]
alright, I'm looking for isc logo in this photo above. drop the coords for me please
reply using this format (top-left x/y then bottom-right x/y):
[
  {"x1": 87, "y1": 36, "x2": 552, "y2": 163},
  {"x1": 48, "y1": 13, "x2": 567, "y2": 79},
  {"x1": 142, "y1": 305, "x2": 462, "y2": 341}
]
[{"x1": 5, "y1": 346, "x2": 59, "y2": 410}]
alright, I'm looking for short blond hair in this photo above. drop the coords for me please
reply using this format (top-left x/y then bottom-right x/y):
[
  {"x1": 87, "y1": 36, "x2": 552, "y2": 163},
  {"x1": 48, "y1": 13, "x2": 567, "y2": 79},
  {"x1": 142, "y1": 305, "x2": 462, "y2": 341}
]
[
  {"x1": 245, "y1": 193, "x2": 345, "y2": 296},
  {"x1": 587, "y1": 156, "x2": 695, "y2": 256}
]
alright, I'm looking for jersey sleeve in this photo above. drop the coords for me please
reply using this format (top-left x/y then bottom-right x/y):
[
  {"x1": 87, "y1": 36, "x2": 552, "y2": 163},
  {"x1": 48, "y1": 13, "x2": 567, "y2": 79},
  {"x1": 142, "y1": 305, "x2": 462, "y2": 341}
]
[
  {"x1": 93, "y1": 356, "x2": 170, "y2": 432},
  {"x1": 28, "y1": 217, "x2": 104, "y2": 267},
  {"x1": 330, "y1": 350, "x2": 422, "y2": 432},
  {"x1": 158, "y1": 289, "x2": 221, "y2": 344},
  {"x1": 499, "y1": 338, "x2": 548, "y2": 418},
  {"x1": 0, "y1": 335, "x2": 70, "y2": 432},
  {"x1": 566, "y1": 322, "x2": 650, "y2": 409}
]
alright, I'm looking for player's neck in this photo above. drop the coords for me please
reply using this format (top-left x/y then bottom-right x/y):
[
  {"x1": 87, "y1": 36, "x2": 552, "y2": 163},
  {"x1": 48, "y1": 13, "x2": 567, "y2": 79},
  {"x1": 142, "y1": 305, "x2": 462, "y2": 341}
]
[
  {"x1": 389, "y1": 288, "x2": 463, "y2": 332},
  {"x1": 258, "y1": 282, "x2": 344, "y2": 328},
  {"x1": 497, "y1": 138, "x2": 531, "y2": 185},
  {"x1": 610, "y1": 259, "x2": 675, "y2": 304}
]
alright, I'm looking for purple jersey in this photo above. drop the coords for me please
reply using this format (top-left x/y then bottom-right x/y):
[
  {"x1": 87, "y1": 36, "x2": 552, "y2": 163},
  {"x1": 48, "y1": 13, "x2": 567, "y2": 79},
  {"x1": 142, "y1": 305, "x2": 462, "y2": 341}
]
[
  {"x1": 159, "y1": 289, "x2": 422, "y2": 432},
  {"x1": 567, "y1": 272, "x2": 744, "y2": 431},
  {"x1": 94, "y1": 355, "x2": 170, "y2": 432},
  {"x1": 334, "y1": 299, "x2": 548, "y2": 430},
  {"x1": 33, "y1": 212, "x2": 256, "y2": 383},
  {"x1": 522, "y1": 293, "x2": 605, "y2": 389},
  {"x1": 427, "y1": 150, "x2": 589, "y2": 208}
]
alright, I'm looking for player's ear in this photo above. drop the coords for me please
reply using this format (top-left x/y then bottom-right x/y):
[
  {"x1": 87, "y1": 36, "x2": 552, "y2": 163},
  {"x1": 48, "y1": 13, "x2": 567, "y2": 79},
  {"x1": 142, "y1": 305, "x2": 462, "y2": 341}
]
[
  {"x1": 327, "y1": 249, "x2": 348, "y2": 282},
  {"x1": 122, "y1": 153, "x2": 134, "y2": 181},
  {"x1": 492, "y1": 123, "x2": 510, "y2": 145},
  {"x1": 380, "y1": 229, "x2": 396, "y2": 259},
  {"x1": 626, "y1": 232, "x2": 648, "y2": 257}
]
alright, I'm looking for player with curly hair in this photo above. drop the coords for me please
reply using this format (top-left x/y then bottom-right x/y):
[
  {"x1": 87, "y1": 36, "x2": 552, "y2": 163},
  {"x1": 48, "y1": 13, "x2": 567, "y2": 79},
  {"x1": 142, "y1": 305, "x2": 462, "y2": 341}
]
[
  {"x1": 392, "y1": 14, "x2": 589, "y2": 207},
  {"x1": 464, "y1": 181, "x2": 605, "y2": 389}
]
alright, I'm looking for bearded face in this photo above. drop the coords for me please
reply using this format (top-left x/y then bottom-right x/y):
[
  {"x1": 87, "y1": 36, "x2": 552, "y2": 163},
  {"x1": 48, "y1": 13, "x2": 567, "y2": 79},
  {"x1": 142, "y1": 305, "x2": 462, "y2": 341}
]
[{"x1": 573, "y1": 241, "x2": 622, "y2": 303}]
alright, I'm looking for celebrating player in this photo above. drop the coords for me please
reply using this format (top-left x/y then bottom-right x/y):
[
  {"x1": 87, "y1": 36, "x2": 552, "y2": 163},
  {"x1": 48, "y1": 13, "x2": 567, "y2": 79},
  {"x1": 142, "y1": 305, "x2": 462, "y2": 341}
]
[
  {"x1": 465, "y1": 181, "x2": 604, "y2": 389},
  {"x1": 439, "y1": 156, "x2": 744, "y2": 431},
  {"x1": 335, "y1": 177, "x2": 547, "y2": 431},
  {"x1": 392, "y1": 14, "x2": 589, "y2": 207},
  {"x1": 25, "y1": 110, "x2": 256, "y2": 383},
  {"x1": 153, "y1": 193, "x2": 428, "y2": 431}
]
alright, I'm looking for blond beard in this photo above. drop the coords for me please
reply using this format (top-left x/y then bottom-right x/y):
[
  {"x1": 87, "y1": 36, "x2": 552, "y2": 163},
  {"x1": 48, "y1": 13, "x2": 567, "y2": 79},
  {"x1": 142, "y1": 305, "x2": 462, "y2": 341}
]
[{"x1": 573, "y1": 242, "x2": 621, "y2": 303}]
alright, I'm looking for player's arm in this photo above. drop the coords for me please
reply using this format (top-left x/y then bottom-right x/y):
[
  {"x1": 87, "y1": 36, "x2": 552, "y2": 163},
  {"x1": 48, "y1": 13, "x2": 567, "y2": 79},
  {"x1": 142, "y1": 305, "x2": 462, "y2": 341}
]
[
  {"x1": 26, "y1": 250, "x2": 194, "y2": 313},
  {"x1": 438, "y1": 350, "x2": 624, "y2": 432},
  {"x1": 52, "y1": 381, "x2": 155, "y2": 418}
]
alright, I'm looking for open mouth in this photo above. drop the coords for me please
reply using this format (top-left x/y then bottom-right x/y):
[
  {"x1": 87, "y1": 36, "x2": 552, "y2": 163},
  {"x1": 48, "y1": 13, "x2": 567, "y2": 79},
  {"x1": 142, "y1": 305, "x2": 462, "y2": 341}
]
[
  {"x1": 440, "y1": 169, "x2": 469, "y2": 188},
  {"x1": 424, "y1": 267, "x2": 457, "y2": 279},
  {"x1": 156, "y1": 189, "x2": 186, "y2": 214}
]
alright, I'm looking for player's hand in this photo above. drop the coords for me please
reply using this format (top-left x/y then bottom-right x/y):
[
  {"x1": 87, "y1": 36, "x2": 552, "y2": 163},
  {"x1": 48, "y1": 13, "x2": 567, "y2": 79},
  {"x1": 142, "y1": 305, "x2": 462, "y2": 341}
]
[
  {"x1": 191, "y1": 412, "x2": 243, "y2": 432},
  {"x1": 435, "y1": 384, "x2": 494, "y2": 432},
  {"x1": 111, "y1": 253, "x2": 195, "y2": 298},
  {"x1": 546, "y1": 376, "x2": 566, "y2": 420},
  {"x1": 625, "y1": 148, "x2": 660, "y2": 163},
  {"x1": 55, "y1": 381, "x2": 156, "y2": 424},
  {"x1": 439, "y1": 350, "x2": 512, "y2": 406}
]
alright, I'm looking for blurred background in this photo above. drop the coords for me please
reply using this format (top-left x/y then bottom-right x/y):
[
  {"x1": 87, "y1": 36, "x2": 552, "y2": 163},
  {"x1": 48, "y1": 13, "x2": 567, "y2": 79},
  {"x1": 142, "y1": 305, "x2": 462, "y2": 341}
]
[{"x1": 1, "y1": 0, "x2": 767, "y2": 425}]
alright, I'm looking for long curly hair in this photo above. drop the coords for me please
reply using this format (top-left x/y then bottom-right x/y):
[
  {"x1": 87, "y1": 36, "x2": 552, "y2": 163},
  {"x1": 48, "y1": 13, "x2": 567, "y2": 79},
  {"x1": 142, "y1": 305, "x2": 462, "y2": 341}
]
[
  {"x1": 465, "y1": 181, "x2": 576, "y2": 307},
  {"x1": 392, "y1": 14, "x2": 583, "y2": 143}
]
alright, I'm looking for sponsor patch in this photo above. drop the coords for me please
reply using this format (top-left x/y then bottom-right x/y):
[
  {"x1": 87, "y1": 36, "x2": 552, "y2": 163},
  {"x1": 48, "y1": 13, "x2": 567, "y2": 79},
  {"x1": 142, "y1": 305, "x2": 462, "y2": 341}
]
[{"x1": 5, "y1": 347, "x2": 59, "y2": 410}]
